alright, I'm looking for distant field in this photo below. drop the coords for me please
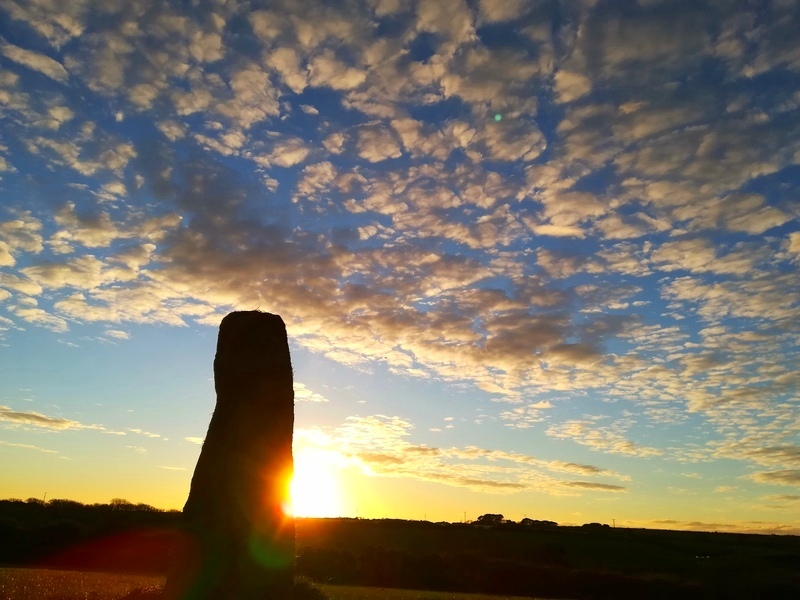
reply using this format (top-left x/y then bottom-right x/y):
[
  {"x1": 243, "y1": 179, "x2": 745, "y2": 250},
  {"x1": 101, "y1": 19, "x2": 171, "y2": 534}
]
[{"x1": 0, "y1": 568, "x2": 540, "y2": 600}]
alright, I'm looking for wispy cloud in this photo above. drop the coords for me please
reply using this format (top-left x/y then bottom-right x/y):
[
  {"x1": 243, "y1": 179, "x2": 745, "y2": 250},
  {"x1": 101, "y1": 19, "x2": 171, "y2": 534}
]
[
  {"x1": 546, "y1": 420, "x2": 662, "y2": 458},
  {"x1": 126, "y1": 428, "x2": 161, "y2": 439},
  {"x1": 642, "y1": 519, "x2": 800, "y2": 536},
  {"x1": 0, "y1": 40, "x2": 68, "y2": 82},
  {"x1": 0, "y1": 440, "x2": 58, "y2": 454},
  {"x1": 0, "y1": 405, "x2": 104, "y2": 431},
  {"x1": 297, "y1": 415, "x2": 630, "y2": 496},
  {"x1": 562, "y1": 481, "x2": 626, "y2": 493},
  {"x1": 749, "y1": 470, "x2": 800, "y2": 487}
]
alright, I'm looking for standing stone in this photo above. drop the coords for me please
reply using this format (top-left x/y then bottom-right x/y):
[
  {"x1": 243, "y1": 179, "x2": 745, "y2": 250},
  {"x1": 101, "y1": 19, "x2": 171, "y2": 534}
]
[{"x1": 164, "y1": 311, "x2": 295, "y2": 599}]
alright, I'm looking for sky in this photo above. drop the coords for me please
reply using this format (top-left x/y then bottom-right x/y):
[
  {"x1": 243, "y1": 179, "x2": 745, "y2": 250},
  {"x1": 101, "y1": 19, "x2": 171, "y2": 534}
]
[{"x1": 1, "y1": 0, "x2": 799, "y2": 535}]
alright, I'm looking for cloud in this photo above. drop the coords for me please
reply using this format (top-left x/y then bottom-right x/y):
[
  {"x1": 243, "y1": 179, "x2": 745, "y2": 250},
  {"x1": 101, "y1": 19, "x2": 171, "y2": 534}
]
[
  {"x1": 358, "y1": 451, "x2": 405, "y2": 465},
  {"x1": 546, "y1": 343, "x2": 603, "y2": 365},
  {"x1": 1, "y1": 40, "x2": 69, "y2": 82},
  {"x1": 442, "y1": 45, "x2": 540, "y2": 110},
  {"x1": 0, "y1": 272, "x2": 43, "y2": 295},
  {"x1": 267, "y1": 47, "x2": 307, "y2": 94},
  {"x1": 530, "y1": 191, "x2": 609, "y2": 237},
  {"x1": 296, "y1": 415, "x2": 630, "y2": 496},
  {"x1": 761, "y1": 494, "x2": 800, "y2": 504},
  {"x1": 216, "y1": 65, "x2": 281, "y2": 128},
  {"x1": 194, "y1": 132, "x2": 246, "y2": 157},
  {"x1": 562, "y1": 481, "x2": 626, "y2": 492},
  {"x1": 356, "y1": 125, "x2": 402, "y2": 162},
  {"x1": 294, "y1": 162, "x2": 337, "y2": 200},
  {"x1": 416, "y1": 0, "x2": 474, "y2": 49},
  {"x1": 0, "y1": 213, "x2": 44, "y2": 266},
  {"x1": 662, "y1": 274, "x2": 800, "y2": 325},
  {"x1": 536, "y1": 249, "x2": 593, "y2": 278},
  {"x1": 322, "y1": 132, "x2": 347, "y2": 154},
  {"x1": 0, "y1": 1, "x2": 85, "y2": 47},
  {"x1": 309, "y1": 50, "x2": 366, "y2": 90},
  {"x1": 0, "y1": 440, "x2": 59, "y2": 454},
  {"x1": 546, "y1": 420, "x2": 662, "y2": 457},
  {"x1": 478, "y1": 119, "x2": 546, "y2": 162},
  {"x1": 788, "y1": 231, "x2": 800, "y2": 256},
  {"x1": 294, "y1": 382, "x2": 329, "y2": 403},
  {"x1": 643, "y1": 518, "x2": 800, "y2": 535},
  {"x1": 651, "y1": 239, "x2": 718, "y2": 273},
  {"x1": 156, "y1": 120, "x2": 188, "y2": 141},
  {"x1": 477, "y1": 0, "x2": 529, "y2": 24},
  {"x1": 22, "y1": 255, "x2": 130, "y2": 290},
  {"x1": 749, "y1": 470, "x2": 800, "y2": 487},
  {"x1": 64, "y1": 27, "x2": 132, "y2": 92},
  {"x1": 651, "y1": 238, "x2": 766, "y2": 276},
  {"x1": 0, "y1": 155, "x2": 15, "y2": 173},
  {"x1": 27, "y1": 135, "x2": 137, "y2": 177},
  {"x1": 249, "y1": 10, "x2": 281, "y2": 41},
  {"x1": 554, "y1": 70, "x2": 591, "y2": 103},
  {"x1": 527, "y1": 223, "x2": 585, "y2": 238},
  {"x1": 458, "y1": 478, "x2": 525, "y2": 490},
  {"x1": 570, "y1": 3, "x2": 711, "y2": 84},
  {"x1": 0, "y1": 405, "x2": 103, "y2": 431},
  {"x1": 127, "y1": 428, "x2": 161, "y2": 439},
  {"x1": 7, "y1": 303, "x2": 69, "y2": 332},
  {"x1": 718, "y1": 194, "x2": 792, "y2": 234},
  {"x1": 50, "y1": 202, "x2": 124, "y2": 249},
  {"x1": 391, "y1": 118, "x2": 453, "y2": 160},
  {"x1": 500, "y1": 404, "x2": 546, "y2": 428},
  {"x1": 105, "y1": 329, "x2": 129, "y2": 340},
  {"x1": 252, "y1": 136, "x2": 310, "y2": 167},
  {"x1": 739, "y1": 446, "x2": 800, "y2": 468}
]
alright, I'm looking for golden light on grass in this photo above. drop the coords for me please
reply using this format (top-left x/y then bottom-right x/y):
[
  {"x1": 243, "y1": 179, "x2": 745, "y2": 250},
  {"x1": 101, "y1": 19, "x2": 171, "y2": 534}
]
[{"x1": 289, "y1": 448, "x2": 345, "y2": 517}]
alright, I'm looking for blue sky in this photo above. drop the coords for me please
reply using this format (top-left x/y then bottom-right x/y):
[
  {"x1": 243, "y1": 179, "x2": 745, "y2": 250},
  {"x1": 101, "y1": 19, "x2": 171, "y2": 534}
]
[{"x1": 1, "y1": 0, "x2": 799, "y2": 533}]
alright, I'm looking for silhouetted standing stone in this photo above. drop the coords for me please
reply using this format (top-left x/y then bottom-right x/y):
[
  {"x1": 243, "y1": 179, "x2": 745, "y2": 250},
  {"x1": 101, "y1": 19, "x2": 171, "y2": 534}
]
[{"x1": 165, "y1": 311, "x2": 294, "y2": 599}]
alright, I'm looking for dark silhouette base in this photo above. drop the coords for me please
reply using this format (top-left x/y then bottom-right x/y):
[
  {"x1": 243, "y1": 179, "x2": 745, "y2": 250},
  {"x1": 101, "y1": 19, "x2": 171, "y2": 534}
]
[{"x1": 164, "y1": 311, "x2": 295, "y2": 599}]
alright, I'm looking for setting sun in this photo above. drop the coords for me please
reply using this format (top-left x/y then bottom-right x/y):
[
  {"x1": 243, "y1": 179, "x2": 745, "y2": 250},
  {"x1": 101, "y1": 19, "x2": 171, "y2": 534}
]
[{"x1": 289, "y1": 449, "x2": 346, "y2": 518}]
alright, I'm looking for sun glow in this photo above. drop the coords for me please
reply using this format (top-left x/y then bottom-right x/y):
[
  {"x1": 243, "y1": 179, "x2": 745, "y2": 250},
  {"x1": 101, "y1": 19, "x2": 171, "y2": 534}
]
[{"x1": 289, "y1": 449, "x2": 345, "y2": 517}]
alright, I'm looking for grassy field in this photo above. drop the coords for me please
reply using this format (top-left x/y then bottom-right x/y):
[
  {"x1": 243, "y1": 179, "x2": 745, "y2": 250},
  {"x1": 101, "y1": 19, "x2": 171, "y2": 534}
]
[
  {"x1": 0, "y1": 568, "x2": 540, "y2": 600},
  {"x1": 0, "y1": 568, "x2": 162, "y2": 599},
  {"x1": 321, "y1": 587, "x2": 536, "y2": 600}
]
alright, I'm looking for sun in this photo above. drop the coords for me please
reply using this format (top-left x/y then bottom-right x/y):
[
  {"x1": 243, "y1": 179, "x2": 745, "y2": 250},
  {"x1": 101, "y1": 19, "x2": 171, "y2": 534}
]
[{"x1": 288, "y1": 449, "x2": 345, "y2": 517}]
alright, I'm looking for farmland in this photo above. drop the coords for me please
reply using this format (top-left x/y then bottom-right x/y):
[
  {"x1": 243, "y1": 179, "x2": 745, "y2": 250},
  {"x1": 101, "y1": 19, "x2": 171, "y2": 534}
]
[
  {"x1": 0, "y1": 568, "x2": 539, "y2": 600},
  {"x1": 1, "y1": 500, "x2": 799, "y2": 599}
]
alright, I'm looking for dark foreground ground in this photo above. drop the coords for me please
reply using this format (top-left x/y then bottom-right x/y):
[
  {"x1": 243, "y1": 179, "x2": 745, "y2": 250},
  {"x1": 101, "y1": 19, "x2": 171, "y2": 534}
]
[{"x1": 1, "y1": 499, "x2": 798, "y2": 599}]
